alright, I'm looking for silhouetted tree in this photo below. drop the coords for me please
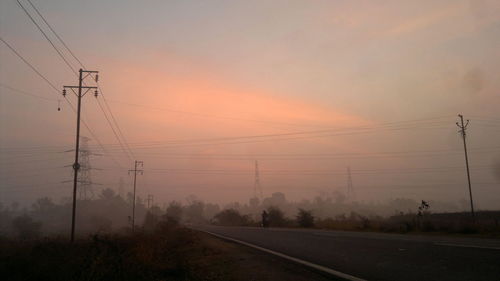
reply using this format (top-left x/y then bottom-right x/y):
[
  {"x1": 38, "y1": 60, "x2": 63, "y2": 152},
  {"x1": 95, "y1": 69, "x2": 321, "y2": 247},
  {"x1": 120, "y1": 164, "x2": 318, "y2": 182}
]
[
  {"x1": 267, "y1": 206, "x2": 287, "y2": 227},
  {"x1": 213, "y1": 209, "x2": 250, "y2": 226},
  {"x1": 12, "y1": 214, "x2": 41, "y2": 239},
  {"x1": 165, "y1": 201, "x2": 183, "y2": 223},
  {"x1": 32, "y1": 197, "x2": 56, "y2": 214},
  {"x1": 184, "y1": 200, "x2": 205, "y2": 223},
  {"x1": 99, "y1": 188, "x2": 116, "y2": 201},
  {"x1": 143, "y1": 211, "x2": 160, "y2": 233},
  {"x1": 296, "y1": 209, "x2": 315, "y2": 228}
]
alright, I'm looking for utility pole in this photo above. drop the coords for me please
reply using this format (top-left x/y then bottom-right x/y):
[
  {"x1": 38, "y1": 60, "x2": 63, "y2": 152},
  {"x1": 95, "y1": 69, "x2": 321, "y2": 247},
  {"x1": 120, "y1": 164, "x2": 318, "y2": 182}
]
[
  {"x1": 128, "y1": 160, "x2": 143, "y2": 231},
  {"x1": 63, "y1": 68, "x2": 98, "y2": 242},
  {"x1": 456, "y1": 114, "x2": 475, "y2": 220}
]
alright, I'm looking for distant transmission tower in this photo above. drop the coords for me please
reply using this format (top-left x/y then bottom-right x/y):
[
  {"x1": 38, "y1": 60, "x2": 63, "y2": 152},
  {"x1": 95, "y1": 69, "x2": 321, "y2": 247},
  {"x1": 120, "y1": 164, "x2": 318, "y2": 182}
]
[
  {"x1": 118, "y1": 177, "x2": 125, "y2": 199},
  {"x1": 346, "y1": 166, "x2": 355, "y2": 201},
  {"x1": 147, "y1": 194, "x2": 154, "y2": 209},
  {"x1": 254, "y1": 160, "x2": 263, "y2": 200},
  {"x1": 78, "y1": 136, "x2": 94, "y2": 200}
]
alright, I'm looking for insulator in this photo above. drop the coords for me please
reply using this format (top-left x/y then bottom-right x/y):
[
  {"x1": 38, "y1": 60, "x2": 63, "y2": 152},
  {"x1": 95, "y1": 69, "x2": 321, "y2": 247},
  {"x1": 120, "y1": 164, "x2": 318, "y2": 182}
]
[
  {"x1": 62, "y1": 89, "x2": 66, "y2": 97},
  {"x1": 94, "y1": 90, "x2": 98, "y2": 97},
  {"x1": 95, "y1": 74, "x2": 99, "y2": 82}
]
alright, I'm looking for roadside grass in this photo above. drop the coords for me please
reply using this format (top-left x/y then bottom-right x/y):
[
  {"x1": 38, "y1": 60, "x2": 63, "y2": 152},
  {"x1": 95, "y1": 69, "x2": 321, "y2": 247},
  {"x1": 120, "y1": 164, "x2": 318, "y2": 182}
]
[
  {"x1": 0, "y1": 221, "x2": 234, "y2": 281},
  {"x1": 214, "y1": 208, "x2": 500, "y2": 238},
  {"x1": 315, "y1": 211, "x2": 500, "y2": 237}
]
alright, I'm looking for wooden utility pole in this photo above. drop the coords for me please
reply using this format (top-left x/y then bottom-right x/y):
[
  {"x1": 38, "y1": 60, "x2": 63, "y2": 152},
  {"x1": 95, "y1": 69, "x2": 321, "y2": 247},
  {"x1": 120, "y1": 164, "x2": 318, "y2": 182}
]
[
  {"x1": 128, "y1": 160, "x2": 143, "y2": 231},
  {"x1": 63, "y1": 69, "x2": 99, "y2": 242},
  {"x1": 456, "y1": 114, "x2": 475, "y2": 221}
]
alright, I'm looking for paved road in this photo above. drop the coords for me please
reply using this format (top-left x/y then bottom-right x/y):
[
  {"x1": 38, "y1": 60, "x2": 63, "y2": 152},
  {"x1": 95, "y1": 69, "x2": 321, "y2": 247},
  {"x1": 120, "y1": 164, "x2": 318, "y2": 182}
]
[{"x1": 193, "y1": 225, "x2": 500, "y2": 281}]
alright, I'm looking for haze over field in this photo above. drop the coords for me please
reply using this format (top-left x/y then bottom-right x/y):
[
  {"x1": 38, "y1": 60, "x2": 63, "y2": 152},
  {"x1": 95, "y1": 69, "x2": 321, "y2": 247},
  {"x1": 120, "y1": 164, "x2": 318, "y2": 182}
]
[{"x1": 1, "y1": 0, "x2": 499, "y2": 210}]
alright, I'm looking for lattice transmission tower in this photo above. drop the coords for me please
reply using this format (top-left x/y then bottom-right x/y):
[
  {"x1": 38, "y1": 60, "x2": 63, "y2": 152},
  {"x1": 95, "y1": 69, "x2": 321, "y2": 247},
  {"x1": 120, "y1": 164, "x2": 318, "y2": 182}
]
[
  {"x1": 78, "y1": 136, "x2": 95, "y2": 200},
  {"x1": 346, "y1": 166, "x2": 356, "y2": 202},
  {"x1": 254, "y1": 160, "x2": 263, "y2": 200}
]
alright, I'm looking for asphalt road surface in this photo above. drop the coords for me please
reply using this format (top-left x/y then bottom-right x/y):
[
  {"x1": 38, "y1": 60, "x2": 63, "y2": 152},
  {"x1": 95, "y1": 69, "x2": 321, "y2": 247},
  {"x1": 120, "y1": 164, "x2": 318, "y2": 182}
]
[{"x1": 193, "y1": 225, "x2": 500, "y2": 281}]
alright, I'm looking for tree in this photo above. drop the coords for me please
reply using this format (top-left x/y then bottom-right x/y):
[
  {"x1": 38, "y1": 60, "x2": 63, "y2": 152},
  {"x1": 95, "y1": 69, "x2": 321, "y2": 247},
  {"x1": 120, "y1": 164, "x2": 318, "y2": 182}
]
[
  {"x1": 213, "y1": 209, "x2": 249, "y2": 226},
  {"x1": 184, "y1": 200, "x2": 205, "y2": 223},
  {"x1": 204, "y1": 203, "x2": 220, "y2": 220},
  {"x1": 267, "y1": 206, "x2": 287, "y2": 227},
  {"x1": 296, "y1": 209, "x2": 315, "y2": 228},
  {"x1": 89, "y1": 215, "x2": 112, "y2": 232},
  {"x1": 12, "y1": 214, "x2": 41, "y2": 239},
  {"x1": 143, "y1": 211, "x2": 159, "y2": 233},
  {"x1": 165, "y1": 201, "x2": 183, "y2": 223},
  {"x1": 32, "y1": 197, "x2": 55, "y2": 214},
  {"x1": 99, "y1": 188, "x2": 116, "y2": 201}
]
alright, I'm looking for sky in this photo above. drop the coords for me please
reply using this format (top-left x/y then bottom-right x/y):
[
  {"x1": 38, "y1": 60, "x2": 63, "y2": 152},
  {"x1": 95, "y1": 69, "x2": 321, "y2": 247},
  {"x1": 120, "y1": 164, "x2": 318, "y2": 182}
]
[{"x1": 1, "y1": 0, "x2": 499, "y2": 209}]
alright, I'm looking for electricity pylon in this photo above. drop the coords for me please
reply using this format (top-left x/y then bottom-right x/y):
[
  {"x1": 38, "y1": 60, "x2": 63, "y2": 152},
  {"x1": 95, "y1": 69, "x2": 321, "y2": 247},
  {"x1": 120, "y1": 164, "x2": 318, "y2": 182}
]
[
  {"x1": 254, "y1": 160, "x2": 263, "y2": 200},
  {"x1": 78, "y1": 136, "x2": 94, "y2": 200},
  {"x1": 147, "y1": 194, "x2": 154, "y2": 209},
  {"x1": 346, "y1": 166, "x2": 355, "y2": 202},
  {"x1": 63, "y1": 68, "x2": 99, "y2": 242}
]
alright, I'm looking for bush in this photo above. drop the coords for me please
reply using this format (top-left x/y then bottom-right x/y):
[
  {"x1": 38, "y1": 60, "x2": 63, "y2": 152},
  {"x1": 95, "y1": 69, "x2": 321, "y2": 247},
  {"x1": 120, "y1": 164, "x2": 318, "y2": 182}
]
[
  {"x1": 267, "y1": 206, "x2": 287, "y2": 227},
  {"x1": 213, "y1": 209, "x2": 250, "y2": 226},
  {"x1": 11, "y1": 215, "x2": 41, "y2": 239},
  {"x1": 164, "y1": 201, "x2": 183, "y2": 223},
  {"x1": 296, "y1": 209, "x2": 314, "y2": 228}
]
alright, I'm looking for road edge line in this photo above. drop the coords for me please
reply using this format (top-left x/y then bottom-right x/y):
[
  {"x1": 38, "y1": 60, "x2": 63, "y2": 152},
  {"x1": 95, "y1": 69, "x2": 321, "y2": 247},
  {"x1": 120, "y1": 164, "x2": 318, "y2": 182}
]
[
  {"x1": 434, "y1": 243, "x2": 500, "y2": 250},
  {"x1": 199, "y1": 229, "x2": 367, "y2": 281}
]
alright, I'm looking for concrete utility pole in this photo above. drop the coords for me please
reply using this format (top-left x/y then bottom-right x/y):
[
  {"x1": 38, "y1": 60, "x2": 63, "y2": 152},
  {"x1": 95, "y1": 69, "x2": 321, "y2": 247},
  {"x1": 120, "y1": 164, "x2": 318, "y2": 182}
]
[
  {"x1": 128, "y1": 160, "x2": 143, "y2": 231},
  {"x1": 456, "y1": 114, "x2": 475, "y2": 221},
  {"x1": 63, "y1": 68, "x2": 98, "y2": 242}
]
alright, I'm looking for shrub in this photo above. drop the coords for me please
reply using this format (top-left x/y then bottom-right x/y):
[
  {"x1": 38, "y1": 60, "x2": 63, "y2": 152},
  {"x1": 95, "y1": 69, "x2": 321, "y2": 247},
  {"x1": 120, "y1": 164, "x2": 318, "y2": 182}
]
[
  {"x1": 296, "y1": 209, "x2": 314, "y2": 228},
  {"x1": 267, "y1": 206, "x2": 287, "y2": 227},
  {"x1": 164, "y1": 201, "x2": 183, "y2": 223},
  {"x1": 11, "y1": 215, "x2": 41, "y2": 239},
  {"x1": 213, "y1": 209, "x2": 250, "y2": 226}
]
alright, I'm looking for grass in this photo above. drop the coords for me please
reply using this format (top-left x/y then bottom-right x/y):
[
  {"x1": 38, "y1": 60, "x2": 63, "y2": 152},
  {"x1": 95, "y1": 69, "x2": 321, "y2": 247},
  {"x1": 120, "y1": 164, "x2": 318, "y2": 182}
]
[
  {"x1": 0, "y1": 221, "x2": 234, "y2": 281},
  {"x1": 314, "y1": 211, "x2": 500, "y2": 238}
]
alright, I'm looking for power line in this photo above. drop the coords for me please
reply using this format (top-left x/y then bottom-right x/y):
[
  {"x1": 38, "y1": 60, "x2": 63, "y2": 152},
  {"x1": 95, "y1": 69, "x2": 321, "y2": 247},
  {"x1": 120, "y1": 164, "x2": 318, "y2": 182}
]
[
  {"x1": 2, "y1": 16, "x2": 127, "y2": 169},
  {"x1": 15, "y1": 0, "x2": 77, "y2": 75},
  {"x1": 96, "y1": 98, "x2": 133, "y2": 160},
  {"x1": 0, "y1": 37, "x2": 125, "y2": 169},
  {"x1": 94, "y1": 86, "x2": 136, "y2": 159},
  {"x1": 0, "y1": 36, "x2": 60, "y2": 93},
  {"x1": 25, "y1": 0, "x2": 135, "y2": 158},
  {"x1": 67, "y1": 119, "x2": 453, "y2": 150},
  {"x1": 15, "y1": 0, "x2": 134, "y2": 163},
  {"x1": 0, "y1": 82, "x2": 57, "y2": 101},
  {"x1": 25, "y1": 0, "x2": 86, "y2": 68}
]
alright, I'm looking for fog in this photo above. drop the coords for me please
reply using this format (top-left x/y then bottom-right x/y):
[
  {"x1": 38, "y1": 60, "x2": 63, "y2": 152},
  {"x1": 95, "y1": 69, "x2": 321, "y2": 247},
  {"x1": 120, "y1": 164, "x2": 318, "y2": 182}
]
[{"x1": 1, "y1": 0, "x2": 500, "y2": 224}]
